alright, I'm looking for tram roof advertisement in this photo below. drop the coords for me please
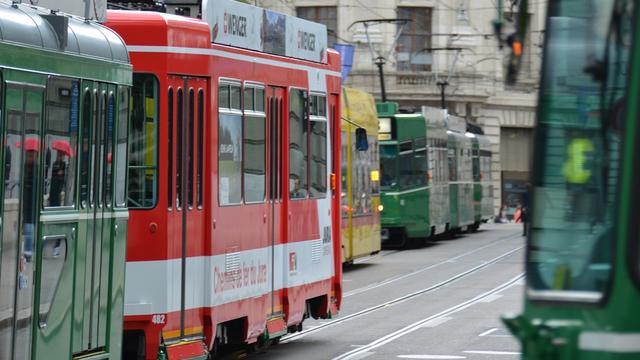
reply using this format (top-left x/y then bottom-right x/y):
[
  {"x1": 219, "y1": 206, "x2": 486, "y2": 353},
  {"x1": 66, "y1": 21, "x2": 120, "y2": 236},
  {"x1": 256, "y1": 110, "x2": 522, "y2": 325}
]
[{"x1": 202, "y1": 0, "x2": 328, "y2": 63}]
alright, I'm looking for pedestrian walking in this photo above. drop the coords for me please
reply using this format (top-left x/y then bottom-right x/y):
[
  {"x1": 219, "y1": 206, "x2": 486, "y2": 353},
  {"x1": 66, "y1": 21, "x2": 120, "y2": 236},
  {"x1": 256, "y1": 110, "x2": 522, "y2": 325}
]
[{"x1": 522, "y1": 183, "x2": 531, "y2": 236}]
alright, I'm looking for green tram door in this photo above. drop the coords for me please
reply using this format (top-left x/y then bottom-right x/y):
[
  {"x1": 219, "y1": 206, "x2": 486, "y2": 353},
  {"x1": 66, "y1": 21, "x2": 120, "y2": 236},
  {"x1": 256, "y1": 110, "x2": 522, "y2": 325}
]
[{"x1": 75, "y1": 80, "x2": 121, "y2": 354}]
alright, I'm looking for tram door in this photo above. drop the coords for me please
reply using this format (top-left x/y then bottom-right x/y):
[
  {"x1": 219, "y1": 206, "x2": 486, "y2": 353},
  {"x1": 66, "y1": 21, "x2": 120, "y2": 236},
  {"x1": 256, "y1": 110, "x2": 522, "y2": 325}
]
[
  {"x1": 166, "y1": 75, "x2": 207, "y2": 342},
  {"x1": 267, "y1": 87, "x2": 285, "y2": 320},
  {"x1": 77, "y1": 81, "x2": 117, "y2": 352},
  {"x1": 0, "y1": 82, "x2": 43, "y2": 360}
]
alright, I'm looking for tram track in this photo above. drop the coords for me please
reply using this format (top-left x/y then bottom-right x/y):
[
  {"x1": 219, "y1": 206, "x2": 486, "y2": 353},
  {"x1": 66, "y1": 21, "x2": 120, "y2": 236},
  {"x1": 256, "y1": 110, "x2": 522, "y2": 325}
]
[
  {"x1": 332, "y1": 273, "x2": 525, "y2": 360},
  {"x1": 344, "y1": 230, "x2": 522, "y2": 298},
  {"x1": 281, "y1": 244, "x2": 524, "y2": 343}
]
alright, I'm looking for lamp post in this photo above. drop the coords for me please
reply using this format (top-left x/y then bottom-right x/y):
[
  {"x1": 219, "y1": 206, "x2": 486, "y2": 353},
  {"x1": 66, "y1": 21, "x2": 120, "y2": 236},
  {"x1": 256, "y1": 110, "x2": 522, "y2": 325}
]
[
  {"x1": 436, "y1": 80, "x2": 448, "y2": 109},
  {"x1": 374, "y1": 56, "x2": 387, "y2": 102}
]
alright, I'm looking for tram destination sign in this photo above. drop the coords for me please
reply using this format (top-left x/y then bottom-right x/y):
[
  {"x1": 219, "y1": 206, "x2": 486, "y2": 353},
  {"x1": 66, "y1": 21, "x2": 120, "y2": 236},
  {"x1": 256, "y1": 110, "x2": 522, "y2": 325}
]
[{"x1": 202, "y1": 0, "x2": 328, "y2": 63}]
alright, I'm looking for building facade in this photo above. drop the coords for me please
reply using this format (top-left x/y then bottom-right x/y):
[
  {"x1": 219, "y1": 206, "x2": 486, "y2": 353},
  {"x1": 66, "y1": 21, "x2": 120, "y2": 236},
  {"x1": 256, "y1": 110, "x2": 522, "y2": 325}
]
[{"x1": 258, "y1": 0, "x2": 546, "y2": 215}]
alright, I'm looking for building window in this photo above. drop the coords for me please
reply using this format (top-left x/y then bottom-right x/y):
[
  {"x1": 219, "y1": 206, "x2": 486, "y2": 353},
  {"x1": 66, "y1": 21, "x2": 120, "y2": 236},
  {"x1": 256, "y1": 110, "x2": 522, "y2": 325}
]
[
  {"x1": 296, "y1": 6, "x2": 338, "y2": 46},
  {"x1": 397, "y1": 7, "x2": 432, "y2": 72}
]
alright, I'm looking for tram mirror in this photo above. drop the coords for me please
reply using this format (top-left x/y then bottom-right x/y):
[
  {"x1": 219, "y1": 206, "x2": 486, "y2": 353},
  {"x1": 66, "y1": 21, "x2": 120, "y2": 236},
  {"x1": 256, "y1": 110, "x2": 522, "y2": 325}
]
[{"x1": 355, "y1": 128, "x2": 369, "y2": 151}]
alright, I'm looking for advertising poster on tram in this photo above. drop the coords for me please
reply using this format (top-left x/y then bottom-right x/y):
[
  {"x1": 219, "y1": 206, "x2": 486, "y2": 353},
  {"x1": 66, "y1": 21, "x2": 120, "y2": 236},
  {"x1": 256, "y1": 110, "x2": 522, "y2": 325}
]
[{"x1": 202, "y1": 0, "x2": 327, "y2": 63}]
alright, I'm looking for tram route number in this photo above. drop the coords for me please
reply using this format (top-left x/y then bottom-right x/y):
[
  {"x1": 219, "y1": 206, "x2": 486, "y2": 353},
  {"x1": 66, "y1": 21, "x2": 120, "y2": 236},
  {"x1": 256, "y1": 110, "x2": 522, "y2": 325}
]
[{"x1": 151, "y1": 314, "x2": 166, "y2": 325}]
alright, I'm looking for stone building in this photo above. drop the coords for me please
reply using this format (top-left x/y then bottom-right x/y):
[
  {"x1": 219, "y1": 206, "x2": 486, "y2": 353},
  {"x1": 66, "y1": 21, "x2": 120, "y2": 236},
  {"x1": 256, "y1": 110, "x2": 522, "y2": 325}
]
[{"x1": 257, "y1": 0, "x2": 546, "y2": 214}]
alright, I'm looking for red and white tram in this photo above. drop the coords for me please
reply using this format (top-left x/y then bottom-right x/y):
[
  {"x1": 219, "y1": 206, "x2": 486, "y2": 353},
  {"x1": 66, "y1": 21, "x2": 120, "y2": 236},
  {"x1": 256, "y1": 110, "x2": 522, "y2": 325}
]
[{"x1": 105, "y1": 2, "x2": 342, "y2": 358}]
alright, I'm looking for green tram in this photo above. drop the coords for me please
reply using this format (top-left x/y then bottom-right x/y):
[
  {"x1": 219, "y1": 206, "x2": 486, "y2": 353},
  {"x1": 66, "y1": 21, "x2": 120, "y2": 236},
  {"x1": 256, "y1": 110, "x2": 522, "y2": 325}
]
[
  {"x1": 501, "y1": 0, "x2": 640, "y2": 358},
  {"x1": 0, "y1": 4, "x2": 131, "y2": 360},
  {"x1": 378, "y1": 103, "x2": 487, "y2": 247}
]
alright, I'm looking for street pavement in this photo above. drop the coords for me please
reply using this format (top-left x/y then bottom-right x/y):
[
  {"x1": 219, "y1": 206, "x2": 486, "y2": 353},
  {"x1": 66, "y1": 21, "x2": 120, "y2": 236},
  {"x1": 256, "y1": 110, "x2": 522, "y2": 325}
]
[{"x1": 247, "y1": 222, "x2": 525, "y2": 360}]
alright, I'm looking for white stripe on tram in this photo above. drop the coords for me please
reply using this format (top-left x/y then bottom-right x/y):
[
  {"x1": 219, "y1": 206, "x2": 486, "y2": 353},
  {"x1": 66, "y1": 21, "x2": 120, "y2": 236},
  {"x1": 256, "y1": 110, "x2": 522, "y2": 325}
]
[
  {"x1": 40, "y1": 211, "x2": 129, "y2": 222},
  {"x1": 383, "y1": 186, "x2": 430, "y2": 196},
  {"x1": 124, "y1": 237, "x2": 336, "y2": 315},
  {"x1": 579, "y1": 332, "x2": 640, "y2": 353}
]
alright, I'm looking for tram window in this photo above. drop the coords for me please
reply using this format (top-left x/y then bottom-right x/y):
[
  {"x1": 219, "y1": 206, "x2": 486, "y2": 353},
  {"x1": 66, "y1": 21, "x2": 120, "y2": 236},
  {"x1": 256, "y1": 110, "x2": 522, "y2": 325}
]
[
  {"x1": 289, "y1": 88, "x2": 308, "y2": 199},
  {"x1": 128, "y1": 74, "x2": 159, "y2": 209},
  {"x1": 399, "y1": 141, "x2": 413, "y2": 188},
  {"x1": 104, "y1": 93, "x2": 115, "y2": 207},
  {"x1": 473, "y1": 154, "x2": 480, "y2": 182},
  {"x1": 255, "y1": 88, "x2": 264, "y2": 112},
  {"x1": 340, "y1": 131, "x2": 348, "y2": 216},
  {"x1": 413, "y1": 137, "x2": 427, "y2": 186},
  {"x1": 188, "y1": 89, "x2": 194, "y2": 208},
  {"x1": 310, "y1": 94, "x2": 326, "y2": 117},
  {"x1": 80, "y1": 90, "x2": 92, "y2": 208},
  {"x1": 176, "y1": 88, "x2": 183, "y2": 209},
  {"x1": 218, "y1": 82, "x2": 242, "y2": 206},
  {"x1": 115, "y1": 88, "x2": 129, "y2": 207},
  {"x1": 243, "y1": 116, "x2": 265, "y2": 203},
  {"x1": 243, "y1": 86, "x2": 266, "y2": 203},
  {"x1": 43, "y1": 78, "x2": 79, "y2": 209},
  {"x1": 448, "y1": 148, "x2": 457, "y2": 181},
  {"x1": 197, "y1": 89, "x2": 204, "y2": 208},
  {"x1": 309, "y1": 94, "x2": 327, "y2": 199},
  {"x1": 309, "y1": 120, "x2": 327, "y2": 198},
  {"x1": 244, "y1": 87, "x2": 254, "y2": 111},
  {"x1": 219, "y1": 84, "x2": 229, "y2": 108},
  {"x1": 269, "y1": 97, "x2": 276, "y2": 200},
  {"x1": 371, "y1": 136, "x2": 380, "y2": 195},
  {"x1": 525, "y1": 0, "x2": 634, "y2": 298},
  {"x1": 380, "y1": 144, "x2": 397, "y2": 188},
  {"x1": 167, "y1": 89, "x2": 174, "y2": 210},
  {"x1": 230, "y1": 85, "x2": 241, "y2": 109},
  {"x1": 91, "y1": 90, "x2": 99, "y2": 208},
  {"x1": 309, "y1": 94, "x2": 327, "y2": 198}
]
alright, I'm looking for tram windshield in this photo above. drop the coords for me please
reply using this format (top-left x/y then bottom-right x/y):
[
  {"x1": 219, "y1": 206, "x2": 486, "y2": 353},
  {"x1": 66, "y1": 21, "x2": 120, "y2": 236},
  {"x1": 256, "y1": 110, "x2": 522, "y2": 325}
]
[
  {"x1": 380, "y1": 144, "x2": 397, "y2": 189},
  {"x1": 528, "y1": 0, "x2": 633, "y2": 301}
]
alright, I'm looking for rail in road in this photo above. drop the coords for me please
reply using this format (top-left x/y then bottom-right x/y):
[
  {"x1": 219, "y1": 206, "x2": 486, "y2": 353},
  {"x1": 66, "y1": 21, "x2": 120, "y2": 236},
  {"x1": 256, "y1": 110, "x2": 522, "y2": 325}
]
[{"x1": 238, "y1": 223, "x2": 525, "y2": 360}]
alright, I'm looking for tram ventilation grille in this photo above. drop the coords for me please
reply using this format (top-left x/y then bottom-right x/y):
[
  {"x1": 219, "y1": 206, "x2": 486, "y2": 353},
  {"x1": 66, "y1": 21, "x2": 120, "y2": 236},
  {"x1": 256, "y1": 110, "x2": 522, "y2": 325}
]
[
  {"x1": 311, "y1": 240, "x2": 322, "y2": 263},
  {"x1": 225, "y1": 252, "x2": 241, "y2": 278}
]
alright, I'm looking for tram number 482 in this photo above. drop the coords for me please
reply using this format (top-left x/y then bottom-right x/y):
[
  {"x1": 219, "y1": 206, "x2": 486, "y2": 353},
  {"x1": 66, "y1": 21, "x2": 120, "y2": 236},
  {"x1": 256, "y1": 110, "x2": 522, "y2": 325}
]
[{"x1": 151, "y1": 314, "x2": 166, "y2": 325}]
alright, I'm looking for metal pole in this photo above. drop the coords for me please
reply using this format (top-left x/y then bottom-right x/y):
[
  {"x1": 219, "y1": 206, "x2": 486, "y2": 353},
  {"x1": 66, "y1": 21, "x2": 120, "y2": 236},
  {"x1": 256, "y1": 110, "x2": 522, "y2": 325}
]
[
  {"x1": 437, "y1": 80, "x2": 448, "y2": 109},
  {"x1": 376, "y1": 57, "x2": 387, "y2": 102},
  {"x1": 84, "y1": 0, "x2": 92, "y2": 19}
]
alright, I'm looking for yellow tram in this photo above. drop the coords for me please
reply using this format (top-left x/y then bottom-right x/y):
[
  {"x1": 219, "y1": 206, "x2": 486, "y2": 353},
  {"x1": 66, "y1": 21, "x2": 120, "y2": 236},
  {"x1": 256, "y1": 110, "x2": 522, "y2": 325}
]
[{"x1": 341, "y1": 87, "x2": 381, "y2": 264}]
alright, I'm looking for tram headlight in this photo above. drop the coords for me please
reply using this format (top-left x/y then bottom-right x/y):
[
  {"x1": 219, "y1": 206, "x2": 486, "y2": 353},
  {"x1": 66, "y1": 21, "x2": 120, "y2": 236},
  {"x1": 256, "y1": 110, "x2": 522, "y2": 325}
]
[{"x1": 378, "y1": 204, "x2": 384, "y2": 212}]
